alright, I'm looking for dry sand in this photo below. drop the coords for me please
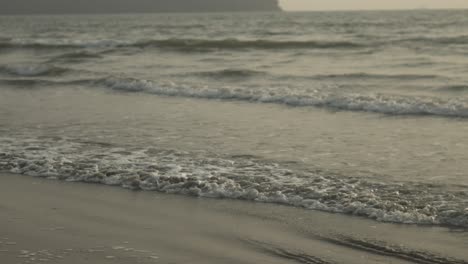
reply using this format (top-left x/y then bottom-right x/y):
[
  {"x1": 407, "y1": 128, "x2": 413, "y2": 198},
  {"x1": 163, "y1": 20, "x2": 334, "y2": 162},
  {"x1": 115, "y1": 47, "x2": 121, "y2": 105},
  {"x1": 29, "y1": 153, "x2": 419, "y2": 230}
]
[{"x1": 1, "y1": 172, "x2": 467, "y2": 264}]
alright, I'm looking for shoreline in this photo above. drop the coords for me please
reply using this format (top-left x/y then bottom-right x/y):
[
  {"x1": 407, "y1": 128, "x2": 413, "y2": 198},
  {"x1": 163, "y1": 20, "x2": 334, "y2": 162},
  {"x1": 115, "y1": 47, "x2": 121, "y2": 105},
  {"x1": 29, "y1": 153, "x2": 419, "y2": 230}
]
[{"x1": 1, "y1": 172, "x2": 467, "y2": 264}]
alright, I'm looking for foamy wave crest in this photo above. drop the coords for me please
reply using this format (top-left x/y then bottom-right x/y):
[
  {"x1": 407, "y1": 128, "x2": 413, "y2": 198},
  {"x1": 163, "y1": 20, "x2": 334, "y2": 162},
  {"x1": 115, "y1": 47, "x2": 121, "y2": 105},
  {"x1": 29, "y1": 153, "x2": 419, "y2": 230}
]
[
  {"x1": 3, "y1": 35, "x2": 467, "y2": 52},
  {"x1": 0, "y1": 64, "x2": 68, "y2": 77},
  {"x1": 101, "y1": 77, "x2": 468, "y2": 118},
  {"x1": 0, "y1": 38, "x2": 363, "y2": 51},
  {"x1": 0, "y1": 78, "x2": 95, "y2": 87},
  {"x1": 0, "y1": 38, "x2": 133, "y2": 49},
  {"x1": 10, "y1": 36, "x2": 467, "y2": 52},
  {"x1": 1, "y1": 137, "x2": 467, "y2": 227}
]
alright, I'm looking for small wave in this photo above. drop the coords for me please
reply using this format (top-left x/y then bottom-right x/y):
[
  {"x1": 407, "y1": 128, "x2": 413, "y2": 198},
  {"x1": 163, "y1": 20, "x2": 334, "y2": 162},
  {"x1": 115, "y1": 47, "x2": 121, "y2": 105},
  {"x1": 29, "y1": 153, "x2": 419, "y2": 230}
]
[
  {"x1": 400, "y1": 35, "x2": 468, "y2": 45},
  {"x1": 0, "y1": 79, "x2": 50, "y2": 87},
  {"x1": 0, "y1": 41, "x2": 72, "y2": 50},
  {"x1": 0, "y1": 78, "x2": 94, "y2": 87},
  {"x1": 4, "y1": 74, "x2": 468, "y2": 118},
  {"x1": 135, "y1": 38, "x2": 364, "y2": 50},
  {"x1": 0, "y1": 38, "x2": 132, "y2": 50},
  {"x1": 312, "y1": 72, "x2": 440, "y2": 81},
  {"x1": 0, "y1": 38, "x2": 364, "y2": 51},
  {"x1": 1, "y1": 137, "x2": 467, "y2": 228},
  {"x1": 2, "y1": 36, "x2": 466, "y2": 53},
  {"x1": 194, "y1": 68, "x2": 266, "y2": 79},
  {"x1": 100, "y1": 77, "x2": 468, "y2": 118},
  {"x1": 51, "y1": 51, "x2": 103, "y2": 61},
  {"x1": 0, "y1": 64, "x2": 69, "y2": 77}
]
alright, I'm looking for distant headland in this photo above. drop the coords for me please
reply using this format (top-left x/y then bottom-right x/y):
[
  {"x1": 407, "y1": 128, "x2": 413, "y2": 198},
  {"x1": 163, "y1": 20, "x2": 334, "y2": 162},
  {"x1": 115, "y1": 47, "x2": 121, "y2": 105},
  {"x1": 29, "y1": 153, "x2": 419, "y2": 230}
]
[{"x1": 0, "y1": 0, "x2": 282, "y2": 15}]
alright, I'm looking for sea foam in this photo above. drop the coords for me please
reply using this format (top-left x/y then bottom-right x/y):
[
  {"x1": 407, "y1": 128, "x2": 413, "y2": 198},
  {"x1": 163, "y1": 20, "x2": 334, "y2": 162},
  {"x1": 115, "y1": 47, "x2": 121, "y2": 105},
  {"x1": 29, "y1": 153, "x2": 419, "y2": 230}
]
[
  {"x1": 2, "y1": 73, "x2": 468, "y2": 118},
  {"x1": 1, "y1": 136, "x2": 467, "y2": 227},
  {"x1": 101, "y1": 77, "x2": 468, "y2": 118}
]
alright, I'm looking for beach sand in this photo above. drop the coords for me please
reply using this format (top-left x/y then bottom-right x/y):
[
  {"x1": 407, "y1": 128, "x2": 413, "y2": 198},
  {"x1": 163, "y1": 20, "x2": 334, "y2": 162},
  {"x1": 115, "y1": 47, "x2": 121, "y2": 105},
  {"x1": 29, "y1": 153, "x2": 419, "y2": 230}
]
[{"x1": 1, "y1": 172, "x2": 467, "y2": 264}]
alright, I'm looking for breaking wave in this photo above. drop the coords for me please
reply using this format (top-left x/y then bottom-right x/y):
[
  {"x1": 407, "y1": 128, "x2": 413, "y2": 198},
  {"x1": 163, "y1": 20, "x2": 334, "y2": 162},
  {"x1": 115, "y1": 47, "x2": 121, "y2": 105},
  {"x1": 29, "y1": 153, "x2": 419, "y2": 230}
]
[
  {"x1": 0, "y1": 38, "x2": 365, "y2": 51},
  {"x1": 2, "y1": 74, "x2": 468, "y2": 118},
  {"x1": 100, "y1": 77, "x2": 468, "y2": 118},
  {"x1": 3, "y1": 35, "x2": 468, "y2": 53},
  {"x1": 1, "y1": 136, "x2": 467, "y2": 227},
  {"x1": 0, "y1": 78, "x2": 94, "y2": 87}
]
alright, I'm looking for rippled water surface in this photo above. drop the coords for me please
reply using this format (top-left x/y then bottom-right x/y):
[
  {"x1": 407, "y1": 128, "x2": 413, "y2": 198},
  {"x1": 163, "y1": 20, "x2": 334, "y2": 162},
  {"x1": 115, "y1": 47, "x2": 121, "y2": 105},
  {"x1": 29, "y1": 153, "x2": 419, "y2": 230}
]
[{"x1": 1, "y1": 10, "x2": 468, "y2": 227}]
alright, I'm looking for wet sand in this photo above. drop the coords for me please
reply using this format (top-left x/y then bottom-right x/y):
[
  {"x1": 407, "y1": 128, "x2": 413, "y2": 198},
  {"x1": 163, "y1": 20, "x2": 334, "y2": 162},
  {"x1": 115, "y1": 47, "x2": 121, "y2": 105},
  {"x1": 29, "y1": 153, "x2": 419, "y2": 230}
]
[{"x1": 1, "y1": 172, "x2": 467, "y2": 264}]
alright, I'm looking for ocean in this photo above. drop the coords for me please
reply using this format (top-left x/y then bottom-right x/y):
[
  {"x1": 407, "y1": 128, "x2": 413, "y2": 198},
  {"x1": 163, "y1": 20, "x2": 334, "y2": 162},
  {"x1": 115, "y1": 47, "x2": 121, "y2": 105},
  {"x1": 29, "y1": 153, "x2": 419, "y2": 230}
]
[{"x1": 1, "y1": 9, "x2": 468, "y2": 229}]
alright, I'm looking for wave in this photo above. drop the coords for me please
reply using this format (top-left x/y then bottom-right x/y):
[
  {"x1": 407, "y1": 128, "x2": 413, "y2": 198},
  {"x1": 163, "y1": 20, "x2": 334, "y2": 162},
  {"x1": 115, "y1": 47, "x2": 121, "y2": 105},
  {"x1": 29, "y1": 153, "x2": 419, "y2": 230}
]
[
  {"x1": 0, "y1": 78, "x2": 94, "y2": 87},
  {"x1": 0, "y1": 64, "x2": 69, "y2": 77},
  {"x1": 133, "y1": 38, "x2": 364, "y2": 50},
  {"x1": 311, "y1": 72, "x2": 441, "y2": 81},
  {"x1": 193, "y1": 68, "x2": 266, "y2": 79},
  {"x1": 0, "y1": 38, "x2": 134, "y2": 49},
  {"x1": 101, "y1": 77, "x2": 468, "y2": 118},
  {"x1": 0, "y1": 38, "x2": 365, "y2": 51},
  {"x1": 51, "y1": 51, "x2": 104, "y2": 61},
  {"x1": 3, "y1": 74, "x2": 468, "y2": 118},
  {"x1": 400, "y1": 35, "x2": 468, "y2": 45},
  {"x1": 3, "y1": 35, "x2": 467, "y2": 53},
  {"x1": 1, "y1": 136, "x2": 467, "y2": 228},
  {"x1": 0, "y1": 79, "x2": 52, "y2": 87}
]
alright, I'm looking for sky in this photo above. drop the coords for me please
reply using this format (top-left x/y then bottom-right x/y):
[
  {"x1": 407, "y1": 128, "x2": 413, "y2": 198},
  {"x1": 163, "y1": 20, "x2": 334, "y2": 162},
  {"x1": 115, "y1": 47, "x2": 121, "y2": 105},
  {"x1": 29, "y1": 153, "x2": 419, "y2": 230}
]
[{"x1": 279, "y1": 0, "x2": 468, "y2": 11}]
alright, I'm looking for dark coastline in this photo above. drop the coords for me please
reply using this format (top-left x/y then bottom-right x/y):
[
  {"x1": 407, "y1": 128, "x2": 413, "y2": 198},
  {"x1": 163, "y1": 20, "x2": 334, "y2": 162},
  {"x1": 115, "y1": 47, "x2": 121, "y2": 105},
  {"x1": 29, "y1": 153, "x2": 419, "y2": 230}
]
[{"x1": 0, "y1": 0, "x2": 281, "y2": 15}]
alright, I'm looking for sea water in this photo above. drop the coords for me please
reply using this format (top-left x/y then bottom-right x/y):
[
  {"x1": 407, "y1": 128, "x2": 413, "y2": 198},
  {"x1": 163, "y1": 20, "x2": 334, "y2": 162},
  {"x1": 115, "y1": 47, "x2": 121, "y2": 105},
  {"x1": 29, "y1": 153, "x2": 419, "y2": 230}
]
[{"x1": 1, "y1": 10, "x2": 468, "y2": 227}]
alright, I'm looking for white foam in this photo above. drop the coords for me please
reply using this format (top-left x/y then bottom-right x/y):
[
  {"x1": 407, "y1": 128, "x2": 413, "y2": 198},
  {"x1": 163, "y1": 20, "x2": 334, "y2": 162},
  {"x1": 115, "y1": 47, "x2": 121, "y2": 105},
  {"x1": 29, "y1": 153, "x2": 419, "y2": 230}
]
[
  {"x1": 101, "y1": 77, "x2": 468, "y2": 118},
  {"x1": 10, "y1": 38, "x2": 132, "y2": 49},
  {"x1": 1, "y1": 136, "x2": 467, "y2": 227}
]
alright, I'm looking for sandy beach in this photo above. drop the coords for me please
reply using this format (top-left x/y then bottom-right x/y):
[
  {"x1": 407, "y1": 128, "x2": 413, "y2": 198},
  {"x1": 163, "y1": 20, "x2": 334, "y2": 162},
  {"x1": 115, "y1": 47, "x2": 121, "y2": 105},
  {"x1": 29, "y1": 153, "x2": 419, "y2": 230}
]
[{"x1": 1, "y1": 172, "x2": 467, "y2": 264}]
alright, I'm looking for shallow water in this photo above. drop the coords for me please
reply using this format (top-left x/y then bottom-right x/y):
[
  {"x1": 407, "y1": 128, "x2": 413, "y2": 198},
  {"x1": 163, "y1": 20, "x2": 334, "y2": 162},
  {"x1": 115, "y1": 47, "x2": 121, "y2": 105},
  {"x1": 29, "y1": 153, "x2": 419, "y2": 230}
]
[{"x1": 1, "y1": 10, "x2": 468, "y2": 227}]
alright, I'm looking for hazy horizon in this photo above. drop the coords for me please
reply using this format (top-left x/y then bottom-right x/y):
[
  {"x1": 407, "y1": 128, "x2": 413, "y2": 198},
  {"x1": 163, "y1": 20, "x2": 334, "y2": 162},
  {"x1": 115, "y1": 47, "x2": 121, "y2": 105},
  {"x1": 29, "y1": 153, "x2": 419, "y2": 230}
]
[{"x1": 280, "y1": 0, "x2": 468, "y2": 11}]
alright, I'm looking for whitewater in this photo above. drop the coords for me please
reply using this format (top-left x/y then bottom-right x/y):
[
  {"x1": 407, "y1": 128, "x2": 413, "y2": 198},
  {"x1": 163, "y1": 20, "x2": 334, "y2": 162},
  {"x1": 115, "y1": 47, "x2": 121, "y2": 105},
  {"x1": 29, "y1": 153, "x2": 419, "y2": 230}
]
[{"x1": 1, "y1": 10, "x2": 468, "y2": 229}]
